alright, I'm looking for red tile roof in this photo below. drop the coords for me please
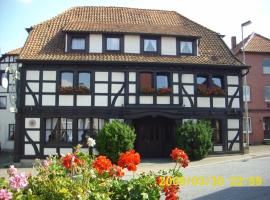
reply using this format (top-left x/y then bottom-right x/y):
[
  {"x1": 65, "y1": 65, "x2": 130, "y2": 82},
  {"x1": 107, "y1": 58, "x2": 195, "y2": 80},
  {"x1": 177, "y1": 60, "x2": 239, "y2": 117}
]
[
  {"x1": 19, "y1": 6, "x2": 243, "y2": 67},
  {"x1": 232, "y1": 33, "x2": 270, "y2": 54},
  {"x1": 6, "y1": 47, "x2": 22, "y2": 55}
]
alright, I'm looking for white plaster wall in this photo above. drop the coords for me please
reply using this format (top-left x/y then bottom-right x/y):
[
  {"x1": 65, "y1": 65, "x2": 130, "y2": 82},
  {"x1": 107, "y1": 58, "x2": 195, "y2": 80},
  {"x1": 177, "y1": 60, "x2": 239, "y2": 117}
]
[
  {"x1": 228, "y1": 130, "x2": 239, "y2": 140},
  {"x1": 129, "y1": 96, "x2": 136, "y2": 104},
  {"x1": 124, "y1": 35, "x2": 140, "y2": 54},
  {"x1": 173, "y1": 85, "x2": 179, "y2": 94},
  {"x1": 227, "y1": 76, "x2": 239, "y2": 85},
  {"x1": 25, "y1": 94, "x2": 39, "y2": 106},
  {"x1": 161, "y1": 37, "x2": 176, "y2": 55},
  {"x1": 94, "y1": 95, "x2": 108, "y2": 106},
  {"x1": 173, "y1": 96, "x2": 179, "y2": 104},
  {"x1": 129, "y1": 72, "x2": 136, "y2": 82},
  {"x1": 95, "y1": 83, "x2": 108, "y2": 93},
  {"x1": 24, "y1": 144, "x2": 39, "y2": 155},
  {"x1": 43, "y1": 71, "x2": 56, "y2": 81},
  {"x1": 0, "y1": 95, "x2": 15, "y2": 150},
  {"x1": 228, "y1": 119, "x2": 239, "y2": 129},
  {"x1": 25, "y1": 118, "x2": 40, "y2": 129},
  {"x1": 42, "y1": 95, "x2": 55, "y2": 106},
  {"x1": 111, "y1": 84, "x2": 123, "y2": 93},
  {"x1": 25, "y1": 130, "x2": 40, "y2": 142},
  {"x1": 129, "y1": 84, "x2": 136, "y2": 93},
  {"x1": 183, "y1": 97, "x2": 193, "y2": 107},
  {"x1": 89, "y1": 34, "x2": 103, "y2": 53},
  {"x1": 44, "y1": 148, "x2": 57, "y2": 155},
  {"x1": 95, "y1": 72, "x2": 108, "y2": 81},
  {"x1": 42, "y1": 83, "x2": 56, "y2": 93},
  {"x1": 197, "y1": 97, "x2": 210, "y2": 107},
  {"x1": 173, "y1": 73, "x2": 179, "y2": 83},
  {"x1": 60, "y1": 148, "x2": 73, "y2": 155},
  {"x1": 157, "y1": 96, "x2": 170, "y2": 104},
  {"x1": 183, "y1": 85, "x2": 194, "y2": 95},
  {"x1": 231, "y1": 98, "x2": 240, "y2": 108},
  {"x1": 228, "y1": 87, "x2": 239, "y2": 96},
  {"x1": 77, "y1": 95, "x2": 91, "y2": 106},
  {"x1": 213, "y1": 146, "x2": 223, "y2": 151},
  {"x1": 213, "y1": 97, "x2": 226, "y2": 108},
  {"x1": 59, "y1": 95, "x2": 73, "y2": 106},
  {"x1": 26, "y1": 71, "x2": 39, "y2": 80},
  {"x1": 228, "y1": 143, "x2": 240, "y2": 151},
  {"x1": 111, "y1": 72, "x2": 124, "y2": 82},
  {"x1": 25, "y1": 82, "x2": 39, "y2": 93},
  {"x1": 182, "y1": 74, "x2": 194, "y2": 83},
  {"x1": 139, "y1": 96, "x2": 153, "y2": 104},
  {"x1": 112, "y1": 96, "x2": 124, "y2": 107}
]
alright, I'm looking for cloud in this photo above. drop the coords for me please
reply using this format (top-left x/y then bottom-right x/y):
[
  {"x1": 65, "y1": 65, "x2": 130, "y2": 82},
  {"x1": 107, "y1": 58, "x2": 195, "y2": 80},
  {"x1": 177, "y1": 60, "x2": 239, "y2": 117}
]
[{"x1": 18, "y1": 0, "x2": 32, "y2": 4}]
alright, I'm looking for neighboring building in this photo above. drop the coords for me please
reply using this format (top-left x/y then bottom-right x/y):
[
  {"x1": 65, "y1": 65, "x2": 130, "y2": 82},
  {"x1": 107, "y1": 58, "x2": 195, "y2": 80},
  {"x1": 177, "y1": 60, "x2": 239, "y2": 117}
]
[
  {"x1": 0, "y1": 48, "x2": 21, "y2": 151},
  {"x1": 232, "y1": 33, "x2": 270, "y2": 144},
  {"x1": 15, "y1": 7, "x2": 247, "y2": 160}
]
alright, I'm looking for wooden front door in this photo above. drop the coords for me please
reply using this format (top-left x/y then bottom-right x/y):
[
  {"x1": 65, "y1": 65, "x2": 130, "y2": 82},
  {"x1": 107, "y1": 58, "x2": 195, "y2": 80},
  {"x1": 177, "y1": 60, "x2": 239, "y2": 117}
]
[{"x1": 134, "y1": 117, "x2": 176, "y2": 158}]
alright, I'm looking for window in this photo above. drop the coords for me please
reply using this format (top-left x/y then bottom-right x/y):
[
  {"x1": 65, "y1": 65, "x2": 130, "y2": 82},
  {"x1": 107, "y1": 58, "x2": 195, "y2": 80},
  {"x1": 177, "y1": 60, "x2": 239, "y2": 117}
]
[
  {"x1": 106, "y1": 37, "x2": 121, "y2": 51},
  {"x1": 265, "y1": 86, "x2": 270, "y2": 101},
  {"x1": 243, "y1": 117, "x2": 252, "y2": 133},
  {"x1": 142, "y1": 37, "x2": 159, "y2": 53},
  {"x1": 140, "y1": 72, "x2": 153, "y2": 93},
  {"x1": 78, "y1": 72, "x2": 90, "y2": 90},
  {"x1": 243, "y1": 85, "x2": 251, "y2": 102},
  {"x1": 45, "y1": 118, "x2": 73, "y2": 144},
  {"x1": 0, "y1": 96, "x2": 7, "y2": 109},
  {"x1": 156, "y1": 73, "x2": 169, "y2": 90},
  {"x1": 212, "y1": 76, "x2": 224, "y2": 89},
  {"x1": 61, "y1": 72, "x2": 73, "y2": 87},
  {"x1": 262, "y1": 60, "x2": 270, "y2": 74},
  {"x1": 180, "y1": 41, "x2": 194, "y2": 54},
  {"x1": 78, "y1": 118, "x2": 91, "y2": 144},
  {"x1": 71, "y1": 38, "x2": 86, "y2": 50},
  {"x1": 211, "y1": 120, "x2": 222, "y2": 144},
  {"x1": 8, "y1": 124, "x2": 15, "y2": 140},
  {"x1": 263, "y1": 117, "x2": 270, "y2": 136},
  {"x1": 0, "y1": 70, "x2": 4, "y2": 86},
  {"x1": 196, "y1": 75, "x2": 208, "y2": 86}
]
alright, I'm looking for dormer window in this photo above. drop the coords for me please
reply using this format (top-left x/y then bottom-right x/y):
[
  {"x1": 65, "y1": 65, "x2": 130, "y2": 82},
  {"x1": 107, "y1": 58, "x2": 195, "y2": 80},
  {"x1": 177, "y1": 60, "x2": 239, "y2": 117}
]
[
  {"x1": 104, "y1": 35, "x2": 123, "y2": 52},
  {"x1": 141, "y1": 37, "x2": 160, "y2": 54},
  {"x1": 67, "y1": 34, "x2": 89, "y2": 52},
  {"x1": 71, "y1": 38, "x2": 86, "y2": 50},
  {"x1": 178, "y1": 39, "x2": 197, "y2": 55}
]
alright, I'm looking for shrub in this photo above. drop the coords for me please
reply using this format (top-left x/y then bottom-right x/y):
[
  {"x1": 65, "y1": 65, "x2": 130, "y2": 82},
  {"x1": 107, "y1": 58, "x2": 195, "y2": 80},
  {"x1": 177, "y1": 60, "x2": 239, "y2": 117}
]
[
  {"x1": 176, "y1": 120, "x2": 213, "y2": 160},
  {"x1": 96, "y1": 120, "x2": 136, "y2": 163}
]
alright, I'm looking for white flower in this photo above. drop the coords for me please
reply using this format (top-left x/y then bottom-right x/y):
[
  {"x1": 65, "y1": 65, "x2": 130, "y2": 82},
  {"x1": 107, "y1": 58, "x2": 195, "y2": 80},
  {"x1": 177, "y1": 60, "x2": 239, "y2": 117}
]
[{"x1": 87, "y1": 137, "x2": 96, "y2": 147}]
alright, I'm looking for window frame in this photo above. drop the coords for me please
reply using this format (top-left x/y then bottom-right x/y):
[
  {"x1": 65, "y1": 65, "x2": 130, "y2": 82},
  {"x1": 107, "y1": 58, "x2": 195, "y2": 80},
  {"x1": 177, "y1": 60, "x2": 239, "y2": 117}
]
[
  {"x1": 139, "y1": 72, "x2": 154, "y2": 94},
  {"x1": 68, "y1": 34, "x2": 89, "y2": 53},
  {"x1": 177, "y1": 38, "x2": 197, "y2": 56},
  {"x1": 262, "y1": 59, "x2": 270, "y2": 74},
  {"x1": 78, "y1": 71, "x2": 91, "y2": 93},
  {"x1": 8, "y1": 124, "x2": 15, "y2": 140},
  {"x1": 156, "y1": 72, "x2": 170, "y2": 90},
  {"x1": 141, "y1": 36, "x2": 161, "y2": 55},
  {"x1": 103, "y1": 34, "x2": 123, "y2": 53},
  {"x1": 264, "y1": 86, "x2": 270, "y2": 102},
  {"x1": 60, "y1": 71, "x2": 74, "y2": 87},
  {"x1": 0, "y1": 96, "x2": 7, "y2": 109}
]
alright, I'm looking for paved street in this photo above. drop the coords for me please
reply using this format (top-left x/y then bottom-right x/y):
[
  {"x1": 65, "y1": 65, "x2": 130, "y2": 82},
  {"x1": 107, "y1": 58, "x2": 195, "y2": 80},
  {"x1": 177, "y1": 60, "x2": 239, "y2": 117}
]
[{"x1": 181, "y1": 156, "x2": 270, "y2": 200}]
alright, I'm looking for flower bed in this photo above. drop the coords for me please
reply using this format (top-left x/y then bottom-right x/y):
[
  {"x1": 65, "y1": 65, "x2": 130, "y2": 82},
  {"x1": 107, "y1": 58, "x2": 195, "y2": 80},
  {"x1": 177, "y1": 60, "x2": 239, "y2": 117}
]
[{"x1": 0, "y1": 142, "x2": 189, "y2": 200}]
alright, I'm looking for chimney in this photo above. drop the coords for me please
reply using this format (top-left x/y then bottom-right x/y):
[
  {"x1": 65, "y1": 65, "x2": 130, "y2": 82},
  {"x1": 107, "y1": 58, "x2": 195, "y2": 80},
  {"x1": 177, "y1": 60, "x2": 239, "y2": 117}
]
[{"x1": 231, "y1": 36, "x2": 237, "y2": 49}]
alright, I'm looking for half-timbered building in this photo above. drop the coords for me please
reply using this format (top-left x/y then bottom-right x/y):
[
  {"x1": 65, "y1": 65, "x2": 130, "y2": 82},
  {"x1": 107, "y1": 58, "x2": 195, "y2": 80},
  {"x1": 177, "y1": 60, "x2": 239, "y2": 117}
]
[{"x1": 15, "y1": 7, "x2": 247, "y2": 160}]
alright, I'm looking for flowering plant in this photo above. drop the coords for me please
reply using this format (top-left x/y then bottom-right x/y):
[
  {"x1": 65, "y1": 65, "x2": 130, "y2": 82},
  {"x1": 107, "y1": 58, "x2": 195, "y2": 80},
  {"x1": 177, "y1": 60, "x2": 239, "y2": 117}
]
[
  {"x1": 157, "y1": 87, "x2": 172, "y2": 95},
  {"x1": 197, "y1": 84, "x2": 225, "y2": 96},
  {"x1": 0, "y1": 147, "x2": 188, "y2": 199}
]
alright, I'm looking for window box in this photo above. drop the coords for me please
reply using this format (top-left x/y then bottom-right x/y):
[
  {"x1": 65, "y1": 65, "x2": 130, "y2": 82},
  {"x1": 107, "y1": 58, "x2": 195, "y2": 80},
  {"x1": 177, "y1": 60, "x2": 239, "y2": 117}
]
[
  {"x1": 58, "y1": 86, "x2": 74, "y2": 94},
  {"x1": 74, "y1": 85, "x2": 91, "y2": 94},
  {"x1": 157, "y1": 87, "x2": 172, "y2": 95},
  {"x1": 197, "y1": 85, "x2": 225, "y2": 96}
]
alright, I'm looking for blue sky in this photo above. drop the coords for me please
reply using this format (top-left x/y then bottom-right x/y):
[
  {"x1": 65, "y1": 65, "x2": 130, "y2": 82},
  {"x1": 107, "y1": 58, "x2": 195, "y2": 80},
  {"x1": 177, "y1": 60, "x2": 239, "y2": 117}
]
[{"x1": 0, "y1": 0, "x2": 269, "y2": 54}]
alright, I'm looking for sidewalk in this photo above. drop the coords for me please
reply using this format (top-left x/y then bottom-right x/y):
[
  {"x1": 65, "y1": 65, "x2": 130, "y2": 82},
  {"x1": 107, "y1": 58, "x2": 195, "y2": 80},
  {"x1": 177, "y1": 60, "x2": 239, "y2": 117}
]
[{"x1": 0, "y1": 145, "x2": 269, "y2": 178}]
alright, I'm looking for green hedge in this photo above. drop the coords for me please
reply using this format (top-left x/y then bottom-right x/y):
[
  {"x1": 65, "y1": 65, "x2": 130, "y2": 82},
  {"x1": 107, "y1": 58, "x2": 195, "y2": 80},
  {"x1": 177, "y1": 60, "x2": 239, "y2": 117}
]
[
  {"x1": 176, "y1": 120, "x2": 213, "y2": 160},
  {"x1": 96, "y1": 120, "x2": 136, "y2": 163}
]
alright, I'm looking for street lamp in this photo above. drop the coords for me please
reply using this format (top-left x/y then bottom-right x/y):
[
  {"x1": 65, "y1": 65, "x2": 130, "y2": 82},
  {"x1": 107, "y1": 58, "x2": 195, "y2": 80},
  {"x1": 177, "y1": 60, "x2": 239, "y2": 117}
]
[{"x1": 241, "y1": 20, "x2": 252, "y2": 152}]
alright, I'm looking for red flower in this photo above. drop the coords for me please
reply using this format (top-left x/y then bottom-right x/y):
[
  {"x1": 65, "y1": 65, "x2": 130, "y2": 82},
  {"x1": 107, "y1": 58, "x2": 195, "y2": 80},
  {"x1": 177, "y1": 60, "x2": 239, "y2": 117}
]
[
  {"x1": 156, "y1": 176, "x2": 162, "y2": 186},
  {"x1": 109, "y1": 164, "x2": 125, "y2": 177},
  {"x1": 118, "y1": 149, "x2": 141, "y2": 172},
  {"x1": 93, "y1": 156, "x2": 113, "y2": 175},
  {"x1": 163, "y1": 185, "x2": 180, "y2": 200},
  {"x1": 62, "y1": 153, "x2": 81, "y2": 170},
  {"x1": 170, "y1": 148, "x2": 189, "y2": 168}
]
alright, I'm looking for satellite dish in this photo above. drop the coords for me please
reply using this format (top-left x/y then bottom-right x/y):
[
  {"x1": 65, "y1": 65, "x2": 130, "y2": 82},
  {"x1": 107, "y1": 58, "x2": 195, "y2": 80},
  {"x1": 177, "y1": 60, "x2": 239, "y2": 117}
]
[{"x1": 1, "y1": 76, "x2": 8, "y2": 89}]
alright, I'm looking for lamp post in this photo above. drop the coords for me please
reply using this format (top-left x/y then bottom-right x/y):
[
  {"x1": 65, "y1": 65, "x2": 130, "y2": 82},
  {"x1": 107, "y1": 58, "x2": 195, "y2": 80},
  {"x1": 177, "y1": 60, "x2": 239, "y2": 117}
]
[{"x1": 241, "y1": 20, "x2": 252, "y2": 152}]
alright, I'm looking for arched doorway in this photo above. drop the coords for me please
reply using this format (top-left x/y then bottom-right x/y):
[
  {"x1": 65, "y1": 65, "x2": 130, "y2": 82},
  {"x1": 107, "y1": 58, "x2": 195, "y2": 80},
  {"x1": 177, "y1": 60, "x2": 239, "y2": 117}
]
[{"x1": 133, "y1": 116, "x2": 176, "y2": 158}]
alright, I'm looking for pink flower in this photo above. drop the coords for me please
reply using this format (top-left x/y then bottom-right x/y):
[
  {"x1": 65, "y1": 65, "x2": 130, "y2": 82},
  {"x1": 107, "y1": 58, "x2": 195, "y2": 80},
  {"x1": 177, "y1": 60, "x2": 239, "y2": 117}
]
[
  {"x1": 7, "y1": 165, "x2": 17, "y2": 176},
  {"x1": 0, "y1": 189, "x2": 12, "y2": 200},
  {"x1": 9, "y1": 173, "x2": 28, "y2": 191}
]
